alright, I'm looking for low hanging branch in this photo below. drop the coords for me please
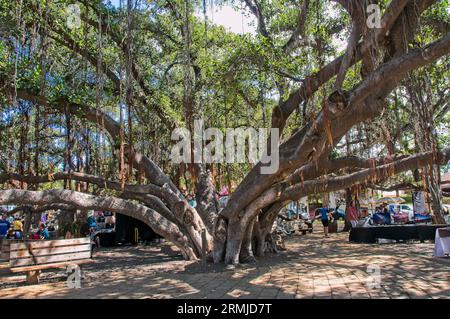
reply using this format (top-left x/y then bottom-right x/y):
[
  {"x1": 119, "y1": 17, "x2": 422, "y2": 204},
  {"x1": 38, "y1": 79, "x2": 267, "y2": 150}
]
[
  {"x1": 0, "y1": 189, "x2": 197, "y2": 260},
  {"x1": 1, "y1": 203, "x2": 76, "y2": 216},
  {"x1": 236, "y1": 147, "x2": 450, "y2": 231},
  {"x1": 366, "y1": 182, "x2": 418, "y2": 192},
  {"x1": 282, "y1": 148, "x2": 450, "y2": 201},
  {"x1": 287, "y1": 153, "x2": 410, "y2": 185}
]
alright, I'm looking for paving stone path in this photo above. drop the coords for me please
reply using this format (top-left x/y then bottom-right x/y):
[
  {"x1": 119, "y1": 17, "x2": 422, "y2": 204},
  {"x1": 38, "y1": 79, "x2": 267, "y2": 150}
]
[{"x1": 1, "y1": 231, "x2": 449, "y2": 299}]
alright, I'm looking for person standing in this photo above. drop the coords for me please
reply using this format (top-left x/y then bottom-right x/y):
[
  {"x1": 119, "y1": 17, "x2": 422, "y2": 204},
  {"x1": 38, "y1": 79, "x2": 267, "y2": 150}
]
[
  {"x1": 89, "y1": 227, "x2": 101, "y2": 251},
  {"x1": 318, "y1": 206, "x2": 332, "y2": 237},
  {"x1": 381, "y1": 203, "x2": 391, "y2": 225},
  {"x1": 40, "y1": 213, "x2": 47, "y2": 225},
  {"x1": 346, "y1": 200, "x2": 360, "y2": 228}
]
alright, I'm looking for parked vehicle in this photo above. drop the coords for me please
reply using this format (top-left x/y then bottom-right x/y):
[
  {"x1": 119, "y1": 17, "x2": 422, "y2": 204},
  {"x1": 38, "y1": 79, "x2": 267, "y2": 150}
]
[
  {"x1": 442, "y1": 204, "x2": 450, "y2": 214},
  {"x1": 392, "y1": 211, "x2": 410, "y2": 224},
  {"x1": 286, "y1": 202, "x2": 313, "y2": 222},
  {"x1": 283, "y1": 204, "x2": 313, "y2": 233},
  {"x1": 389, "y1": 204, "x2": 414, "y2": 223}
]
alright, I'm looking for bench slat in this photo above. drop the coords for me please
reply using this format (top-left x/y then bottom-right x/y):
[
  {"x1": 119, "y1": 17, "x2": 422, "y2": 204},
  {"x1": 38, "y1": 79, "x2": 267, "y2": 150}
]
[
  {"x1": 1, "y1": 241, "x2": 10, "y2": 261},
  {"x1": 10, "y1": 250, "x2": 92, "y2": 267},
  {"x1": 10, "y1": 243, "x2": 91, "y2": 259},
  {"x1": 10, "y1": 238, "x2": 90, "y2": 251},
  {"x1": 10, "y1": 259, "x2": 94, "y2": 273}
]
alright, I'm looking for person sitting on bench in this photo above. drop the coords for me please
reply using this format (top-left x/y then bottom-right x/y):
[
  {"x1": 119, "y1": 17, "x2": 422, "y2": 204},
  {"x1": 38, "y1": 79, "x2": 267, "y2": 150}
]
[
  {"x1": 0, "y1": 214, "x2": 11, "y2": 239},
  {"x1": 104, "y1": 212, "x2": 116, "y2": 229},
  {"x1": 36, "y1": 223, "x2": 50, "y2": 240},
  {"x1": 6, "y1": 228, "x2": 15, "y2": 239},
  {"x1": 12, "y1": 216, "x2": 23, "y2": 239}
]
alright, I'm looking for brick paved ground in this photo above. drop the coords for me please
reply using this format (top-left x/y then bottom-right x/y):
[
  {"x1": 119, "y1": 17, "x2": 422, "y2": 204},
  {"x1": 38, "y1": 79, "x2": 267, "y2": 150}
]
[{"x1": 1, "y1": 231, "x2": 449, "y2": 299}]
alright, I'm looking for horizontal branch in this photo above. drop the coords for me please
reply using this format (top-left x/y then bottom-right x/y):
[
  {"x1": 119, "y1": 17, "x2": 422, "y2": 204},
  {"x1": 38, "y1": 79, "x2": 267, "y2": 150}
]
[
  {"x1": 0, "y1": 171, "x2": 160, "y2": 196},
  {"x1": 240, "y1": 148, "x2": 450, "y2": 225},
  {"x1": 282, "y1": 148, "x2": 450, "y2": 201},
  {"x1": 287, "y1": 154, "x2": 410, "y2": 185},
  {"x1": 0, "y1": 171, "x2": 181, "y2": 224},
  {"x1": 0, "y1": 189, "x2": 196, "y2": 259},
  {"x1": 366, "y1": 182, "x2": 418, "y2": 191},
  {"x1": 1, "y1": 203, "x2": 76, "y2": 216}
]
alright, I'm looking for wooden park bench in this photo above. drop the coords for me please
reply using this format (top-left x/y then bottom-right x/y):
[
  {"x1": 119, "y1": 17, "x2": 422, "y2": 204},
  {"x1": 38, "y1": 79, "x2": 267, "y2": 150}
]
[{"x1": 6, "y1": 238, "x2": 93, "y2": 284}]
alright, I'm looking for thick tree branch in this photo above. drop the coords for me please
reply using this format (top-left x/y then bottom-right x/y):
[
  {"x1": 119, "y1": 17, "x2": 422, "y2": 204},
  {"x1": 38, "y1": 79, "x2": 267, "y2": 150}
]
[
  {"x1": 282, "y1": 147, "x2": 450, "y2": 201},
  {"x1": 366, "y1": 182, "x2": 417, "y2": 191},
  {"x1": 0, "y1": 171, "x2": 179, "y2": 224},
  {"x1": 0, "y1": 189, "x2": 197, "y2": 259},
  {"x1": 287, "y1": 153, "x2": 410, "y2": 185},
  {"x1": 2, "y1": 204, "x2": 76, "y2": 216},
  {"x1": 273, "y1": 0, "x2": 412, "y2": 131},
  {"x1": 243, "y1": 0, "x2": 270, "y2": 38},
  {"x1": 282, "y1": 0, "x2": 309, "y2": 53},
  {"x1": 243, "y1": 147, "x2": 449, "y2": 222},
  {"x1": 222, "y1": 31, "x2": 450, "y2": 220}
]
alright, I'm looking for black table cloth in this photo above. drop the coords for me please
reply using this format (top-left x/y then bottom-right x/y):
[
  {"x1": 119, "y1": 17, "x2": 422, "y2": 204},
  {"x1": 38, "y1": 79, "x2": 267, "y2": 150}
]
[{"x1": 349, "y1": 224, "x2": 448, "y2": 243}]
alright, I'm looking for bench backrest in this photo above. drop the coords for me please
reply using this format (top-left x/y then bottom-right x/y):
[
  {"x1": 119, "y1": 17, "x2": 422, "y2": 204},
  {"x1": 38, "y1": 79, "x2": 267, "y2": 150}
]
[
  {"x1": 0, "y1": 239, "x2": 9, "y2": 261},
  {"x1": 1, "y1": 239, "x2": 35, "y2": 262},
  {"x1": 9, "y1": 238, "x2": 91, "y2": 268}
]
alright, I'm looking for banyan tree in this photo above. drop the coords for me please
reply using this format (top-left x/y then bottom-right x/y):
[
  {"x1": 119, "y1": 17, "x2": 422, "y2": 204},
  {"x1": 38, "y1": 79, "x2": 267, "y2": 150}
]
[{"x1": 0, "y1": 0, "x2": 449, "y2": 265}]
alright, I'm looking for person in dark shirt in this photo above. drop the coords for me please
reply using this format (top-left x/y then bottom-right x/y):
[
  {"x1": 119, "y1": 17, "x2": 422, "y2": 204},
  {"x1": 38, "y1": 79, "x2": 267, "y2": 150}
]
[
  {"x1": 6, "y1": 228, "x2": 15, "y2": 239},
  {"x1": 0, "y1": 214, "x2": 11, "y2": 238},
  {"x1": 381, "y1": 203, "x2": 392, "y2": 225},
  {"x1": 97, "y1": 213, "x2": 105, "y2": 223},
  {"x1": 316, "y1": 207, "x2": 332, "y2": 238}
]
